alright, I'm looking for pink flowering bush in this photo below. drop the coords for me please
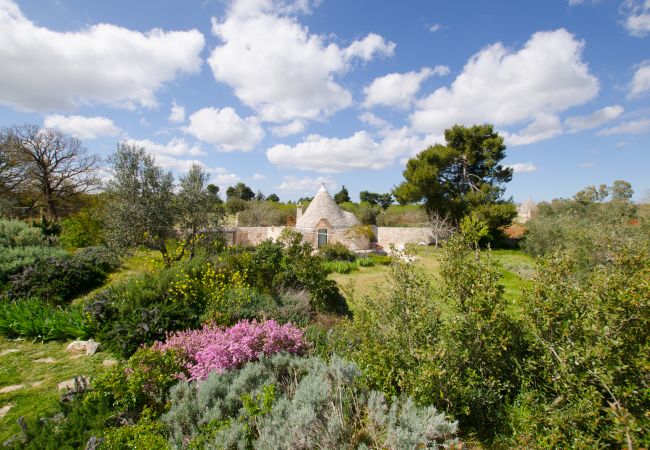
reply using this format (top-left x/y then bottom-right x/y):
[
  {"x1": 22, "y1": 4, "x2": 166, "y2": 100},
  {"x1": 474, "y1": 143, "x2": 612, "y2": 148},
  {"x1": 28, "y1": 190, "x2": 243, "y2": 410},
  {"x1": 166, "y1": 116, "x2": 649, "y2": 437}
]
[{"x1": 155, "y1": 320, "x2": 306, "y2": 380}]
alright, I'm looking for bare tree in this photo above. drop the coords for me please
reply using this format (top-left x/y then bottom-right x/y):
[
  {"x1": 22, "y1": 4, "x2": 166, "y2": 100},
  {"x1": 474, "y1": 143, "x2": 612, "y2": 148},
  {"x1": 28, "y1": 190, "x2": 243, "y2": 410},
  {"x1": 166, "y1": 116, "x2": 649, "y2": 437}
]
[
  {"x1": 5, "y1": 125, "x2": 100, "y2": 218},
  {"x1": 0, "y1": 132, "x2": 27, "y2": 196},
  {"x1": 427, "y1": 211, "x2": 455, "y2": 248}
]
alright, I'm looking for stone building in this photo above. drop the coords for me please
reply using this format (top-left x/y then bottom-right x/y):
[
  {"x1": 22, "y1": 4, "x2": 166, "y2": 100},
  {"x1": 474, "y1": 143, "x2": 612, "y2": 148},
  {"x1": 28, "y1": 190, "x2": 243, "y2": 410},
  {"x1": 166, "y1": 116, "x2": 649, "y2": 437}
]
[
  {"x1": 227, "y1": 185, "x2": 440, "y2": 252},
  {"x1": 516, "y1": 198, "x2": 536, "y2": 223}
]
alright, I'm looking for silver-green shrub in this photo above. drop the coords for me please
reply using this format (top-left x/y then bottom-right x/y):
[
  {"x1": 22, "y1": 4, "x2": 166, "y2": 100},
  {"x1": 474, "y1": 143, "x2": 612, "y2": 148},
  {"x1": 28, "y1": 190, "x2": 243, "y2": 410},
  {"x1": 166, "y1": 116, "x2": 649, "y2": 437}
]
[{"x1": 163, "y1": 353, "x2": 458, "y2": 449}]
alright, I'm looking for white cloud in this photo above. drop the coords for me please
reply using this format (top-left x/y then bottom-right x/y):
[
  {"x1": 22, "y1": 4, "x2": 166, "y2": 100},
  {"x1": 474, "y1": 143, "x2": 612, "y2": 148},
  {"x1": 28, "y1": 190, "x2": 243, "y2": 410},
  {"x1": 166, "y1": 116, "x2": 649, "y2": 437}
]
[
  {"x1": 629, "y1": 63, "x2": 650, "y2": 97},
  {"x1": 266, "y1": 126, "x2": 439, "y2": 173},
  {"x1": 621, "y1": 0, "x2": 650, "y2": 37},
  {"x1": 596, "y1": 118, "x2": 650, "y2": 135},
  {"x1": 43, "y1": 114, "x2": 120, "y2": 139},
  {"x1": 275, "y1": 175, "x2": 337, "y2": 193},
  {"x1": 564, "y1": 105, "x2": 624, "y2": 132},
  {"x1": 252, "y1": 173, "x2": 266, "y2": 180},
  {"x1": 503, "y1": 114, "x2": 563, "y2": 146},
  {"x1": 126, "y1": 138, "x2": 206, "y2": 157},
  {"x1": 208, "y1": 0, "x2": 395, "y2": 122},
  {"x1": 432, "y1": 65, "x2": 451, "y2": 76},
  {"x1": 411, "y1": 29, "x2": 599, "y2": 145},
  {"x1": 358, "y1": 112, "x2": 390, "y2": 129},
  {"x1": 168, "y1": 102, "x2": 186, "y2": 124},
  {"x1": 579, "y1": 161, "x2": 595, "y2": 168},
  {"x1": 429, "y1": 23, "x2": 443, "y2": 32},
  {"x1": 184, "y1": 107, "x2": 265, "y2": 152},
  {"x1": 270, "y1": 120, "x2": 306, "y2": 137},
  {"x1": 506, "y1": 163, "x2": 538, "y2": 173},
  {"x1": 363, "y1": 67, "x2": 435, "y2": 109},
  {"x1": 0, "y1": 0, "x2": 204, "y2": 111}
]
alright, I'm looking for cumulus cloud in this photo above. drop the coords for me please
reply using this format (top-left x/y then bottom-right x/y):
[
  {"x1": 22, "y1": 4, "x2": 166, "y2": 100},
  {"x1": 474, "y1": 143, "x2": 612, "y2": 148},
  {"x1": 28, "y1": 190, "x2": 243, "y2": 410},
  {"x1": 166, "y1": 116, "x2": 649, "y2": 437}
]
[
  {"x1": 564, "y1": 105, "x2": 624, "y2": 132},
  {"x1": 267, "y1": 126, "x2": 439, "y2": 173},
  {"x1": 629, "y1": 63, "x2": 650, "y2": 97},
  {"x1": 275, "y1": 175, "x2": 337, "y2": 193},
  {"x1": 184, "y1": 107, "x2": 265, "y2": 152},
  {"x1": 596, "y1": 118, "x2": 650, "y2": 135},
  {"x1": 252, "y1": 173, "x2": 266, "y2": 180},
  {"x1": 429, "y1": 23, "x2": 443, "y2": 32},
  {"x1": 506, "y1": 163, "x2": 538, "y2": 173},
  {"x1": 503, "y1": 114, "x2": 563, "y2": 146},
  {"x1": 621, "y1": 0, "x2": 650, "y2": 37},
  {"x1": 358, "y1": 112, "x2": 390, "y2": 129},
  {"x1": 0, "y1": 0, "x2": 204, "y2": 111},
  {"x1": 270, "y1": 120, "x2": 306, "y2": 137},
  {"x1": 126, "y1": 138, "x2": 205, "y2": 157},
  {"x1": 363, "y1": 67, "x2": 439, "y2": 109},
  {"x1": 208, "y1": 0, "x2": 395, "y2": 122},
  {"x1": 43, "y1": 114, "x2": 120, "y2": 139},
  {"x1": 411, "y1": 29, "x2": 599, "y2": 145},
  {"x1": 168, "y1": 102, "x2": 186, "y2": 123}
]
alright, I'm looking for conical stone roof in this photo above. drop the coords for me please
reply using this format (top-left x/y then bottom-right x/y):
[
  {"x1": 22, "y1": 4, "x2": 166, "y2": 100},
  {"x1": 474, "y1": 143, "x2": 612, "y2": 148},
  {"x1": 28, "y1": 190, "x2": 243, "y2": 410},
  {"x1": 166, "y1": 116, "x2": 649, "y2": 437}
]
[{"x1": 295, "y1": 185, "x2": 359, "y2": 229}]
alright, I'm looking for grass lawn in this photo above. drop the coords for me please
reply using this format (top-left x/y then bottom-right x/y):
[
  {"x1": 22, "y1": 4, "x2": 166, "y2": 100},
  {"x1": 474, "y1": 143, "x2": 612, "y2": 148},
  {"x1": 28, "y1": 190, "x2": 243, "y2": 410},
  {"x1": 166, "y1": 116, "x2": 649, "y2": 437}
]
[
  {"x1": 330, "y1": 247, "x2": 535, "y2": 313},
  {"x1": 0, "y1": 337, "x2": 113, "y2": 443}
]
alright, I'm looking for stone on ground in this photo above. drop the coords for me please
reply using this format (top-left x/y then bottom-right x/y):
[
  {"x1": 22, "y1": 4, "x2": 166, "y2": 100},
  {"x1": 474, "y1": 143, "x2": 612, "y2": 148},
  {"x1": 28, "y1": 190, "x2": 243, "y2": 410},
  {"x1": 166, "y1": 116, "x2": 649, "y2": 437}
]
[
  {"x1": 0, "y1": 349, "x2": 19, "y2": 357},
  {"x1": 34, "y1": 357, "x2": 57, "y2": 363},
  {"x1": 102, "y1": 359, "x2": 117, "y2": 367},
  {"x1": 0, "y1": 404, "x2": 13, "y2": 419},
  {"x1": 0, "y1": 384, "x2": 24, "y2": 394},
  {"x1": 57, "y1": 376, "x2": 89, "y2": 391},
  {"x1": 65, "y1": 339, "x2": 100, "y2": 355}
]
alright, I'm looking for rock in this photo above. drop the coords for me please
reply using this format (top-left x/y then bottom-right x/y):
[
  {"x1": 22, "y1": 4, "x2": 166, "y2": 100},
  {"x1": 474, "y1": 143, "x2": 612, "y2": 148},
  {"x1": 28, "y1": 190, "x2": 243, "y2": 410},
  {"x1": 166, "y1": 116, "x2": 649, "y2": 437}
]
[
  {"x1": 0, "y1": 384, "x2": 24, "y2": 394},
  {"x1": 69, "y1": 354, "x2": 85, "y2": 360},
  {"x1": 34, "y1": 357, "x2": 57, "y2": 363},
  {"x1": 0, "y1": 404, "x2": 13, "y2": 418},
  {"x1": 66, "y1": 339, "x2": 100, "y2": 355},
  {"x1": 102, "y1": 359, "x2": 117, "y2": 368},
  {"x1": 57, "y1": 376, "x2": 89, "y2": 391},
  {"x1": 0, "y1": 349, "x2": 19, "y2": 356},
  {"x1": 31, "y1": 381, "x2": 43, "y2": 387}
]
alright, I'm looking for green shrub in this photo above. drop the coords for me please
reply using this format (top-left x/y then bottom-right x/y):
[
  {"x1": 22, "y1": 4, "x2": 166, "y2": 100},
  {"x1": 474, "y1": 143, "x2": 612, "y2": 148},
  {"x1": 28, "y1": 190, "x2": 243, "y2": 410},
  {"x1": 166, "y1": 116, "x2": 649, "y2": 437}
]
[
  {"x1": 322, "y1": 260, "x2": 358, "y2": 274},
  {"x1": 336, "y1": 230, "x2": 528, "y2": 440},
  {"x1": 163, "y1": 353, "x2": 458, "y2": 449},
  {"x1": 504, "y1": 247, "x2": 650, "y2": 448},
  {"x1": 59, "y1": 211, "x2": 105, "y2": 249},
  {"x1": 92, "y1": 347, "x2": 187, "y2": 418},
  {"x1": 0, "y1": 245, "x2": 67, "y2": 285},
  {"x1": 318, "y1": 242, "x2": 356, "y2": 261},
  {"x1": 7, "y1": 246, "x2": 119, "y2": 304},
  {"x1": 0, "y1": 297, "x2": 89, "y2": 341},
  {"x1": 0, "y1": 219, "x2": 44, "y2": 247},
  {"x1": 100, "y1": 413, "x2": 170, "y2": 450}
]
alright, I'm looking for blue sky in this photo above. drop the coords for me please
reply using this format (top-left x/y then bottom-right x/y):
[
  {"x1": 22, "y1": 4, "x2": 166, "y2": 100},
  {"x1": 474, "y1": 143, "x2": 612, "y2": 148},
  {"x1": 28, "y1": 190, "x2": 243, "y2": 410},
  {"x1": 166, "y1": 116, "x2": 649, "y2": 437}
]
[{"x1": 1, "y1": 0, "x2": 649, "y2": 203}]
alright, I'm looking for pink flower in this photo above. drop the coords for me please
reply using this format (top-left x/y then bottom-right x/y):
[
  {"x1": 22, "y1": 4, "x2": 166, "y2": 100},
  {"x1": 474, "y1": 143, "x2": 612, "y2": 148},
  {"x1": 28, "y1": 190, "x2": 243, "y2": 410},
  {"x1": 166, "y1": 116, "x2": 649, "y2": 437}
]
[{"x1": 155, "y1": 320, "x2": 306, "y2": 380}]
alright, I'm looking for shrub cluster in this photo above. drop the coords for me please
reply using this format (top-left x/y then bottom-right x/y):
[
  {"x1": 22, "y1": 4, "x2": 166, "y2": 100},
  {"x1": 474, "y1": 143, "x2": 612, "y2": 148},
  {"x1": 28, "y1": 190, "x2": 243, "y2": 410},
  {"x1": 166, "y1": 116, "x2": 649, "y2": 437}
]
[
  {"x1": 163, "y1": 353, "x2": 458, "y2": 449},
  {"x1": 7, "y1": 246, "x2": 119, "y2": 304},
  {"x1": 154, "y1": 320, "x2": 307, "y2": 380}
]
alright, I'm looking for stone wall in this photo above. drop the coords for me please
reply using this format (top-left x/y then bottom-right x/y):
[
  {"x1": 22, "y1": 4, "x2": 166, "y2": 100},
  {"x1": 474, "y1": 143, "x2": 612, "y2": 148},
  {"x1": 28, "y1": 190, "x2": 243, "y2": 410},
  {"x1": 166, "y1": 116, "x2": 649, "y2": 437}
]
[
  {"x1": 230, "y1": 226, "x2": 434, "y2": 251},
  {"x1": 234, "y1": 226, "x2": 286, "y2": 246},
  {"x1": 376, "y1": 227, "x2": 435, "y2": 249}
]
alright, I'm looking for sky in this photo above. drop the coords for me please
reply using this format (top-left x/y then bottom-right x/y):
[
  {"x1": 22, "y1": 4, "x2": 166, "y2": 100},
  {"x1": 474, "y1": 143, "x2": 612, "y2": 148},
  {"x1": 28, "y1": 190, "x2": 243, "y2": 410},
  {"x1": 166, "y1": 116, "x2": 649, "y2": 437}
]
[{"x1": 0, "y1": 0, "x2": 649, "y2": 203}]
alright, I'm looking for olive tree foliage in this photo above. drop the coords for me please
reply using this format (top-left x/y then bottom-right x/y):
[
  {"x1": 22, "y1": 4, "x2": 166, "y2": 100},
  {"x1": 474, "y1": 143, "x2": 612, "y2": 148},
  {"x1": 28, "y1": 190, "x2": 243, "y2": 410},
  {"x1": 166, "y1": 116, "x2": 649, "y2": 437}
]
[
  {"x1": 105, "y1": 143, "x2": 177, "y2": 265},
  {"x1": 0, "y1": 125, "x2": 100, "y2": 218},
  {"x1": 176, "y1": 164, "x2": 224, "y2": 258},
  {"x1": 394, "y1": 124, "x2": 515, "y2": 238}
]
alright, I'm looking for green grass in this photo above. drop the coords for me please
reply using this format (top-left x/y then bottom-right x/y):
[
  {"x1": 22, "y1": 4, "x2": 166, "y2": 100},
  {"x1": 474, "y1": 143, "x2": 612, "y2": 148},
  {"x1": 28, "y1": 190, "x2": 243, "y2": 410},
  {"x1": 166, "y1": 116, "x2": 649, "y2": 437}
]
[
  {"x1": 330, "y1": 247, "x2": 535, "y2": 313},
  {"x1": 0, "y1": 337, "x2": 112, "y2": 442}
]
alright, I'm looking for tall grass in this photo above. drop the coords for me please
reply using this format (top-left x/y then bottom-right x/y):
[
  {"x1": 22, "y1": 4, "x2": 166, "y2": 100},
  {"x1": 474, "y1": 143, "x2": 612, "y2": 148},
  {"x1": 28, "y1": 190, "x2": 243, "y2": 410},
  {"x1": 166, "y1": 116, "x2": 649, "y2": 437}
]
[{"x1": 0, "y1": 298, "x2": 89, "y2": 341}]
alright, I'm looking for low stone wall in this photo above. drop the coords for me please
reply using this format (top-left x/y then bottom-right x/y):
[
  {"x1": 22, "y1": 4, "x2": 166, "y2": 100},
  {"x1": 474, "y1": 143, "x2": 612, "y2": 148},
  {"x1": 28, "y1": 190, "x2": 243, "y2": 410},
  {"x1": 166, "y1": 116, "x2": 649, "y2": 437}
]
[
  {"x1": 234, "y1": 226, "x2": 286, "y2": 246},
  {"x1": 376, "y1": 227, "x2": 435, "y2": 249},
  {"x1": 230, "y1": 226, "x2": 433, "y2": 251}
]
